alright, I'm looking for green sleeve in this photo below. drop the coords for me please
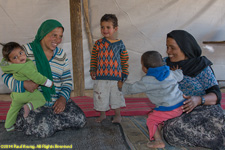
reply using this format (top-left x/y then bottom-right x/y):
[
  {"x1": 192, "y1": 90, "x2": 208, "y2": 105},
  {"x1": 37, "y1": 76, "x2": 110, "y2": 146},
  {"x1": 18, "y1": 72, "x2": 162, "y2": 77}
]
[{"x1": 16, "y1": 61, "x2": 48, "y2": 85}]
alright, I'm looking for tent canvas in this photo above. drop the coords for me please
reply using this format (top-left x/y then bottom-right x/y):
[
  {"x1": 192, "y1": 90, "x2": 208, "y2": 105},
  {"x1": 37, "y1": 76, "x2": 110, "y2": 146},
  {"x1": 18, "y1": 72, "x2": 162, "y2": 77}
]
[{"x1": 1, "y1": 0, "x2": 225, "y2": 92}]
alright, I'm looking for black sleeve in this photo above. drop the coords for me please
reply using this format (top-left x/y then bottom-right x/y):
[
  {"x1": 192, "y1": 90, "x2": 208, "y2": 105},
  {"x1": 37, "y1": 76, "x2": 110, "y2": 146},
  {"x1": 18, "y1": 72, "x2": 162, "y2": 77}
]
[{"x1": 205, "y1": 85, "x2": 221, "y2": 104}]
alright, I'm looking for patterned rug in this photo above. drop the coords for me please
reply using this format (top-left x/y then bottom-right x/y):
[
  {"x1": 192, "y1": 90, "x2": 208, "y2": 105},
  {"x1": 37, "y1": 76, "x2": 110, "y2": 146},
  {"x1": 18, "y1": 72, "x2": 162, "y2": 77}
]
[
  {"x1": 0, "y1": 117, "x2": 131, "y2": 150},
  {"x1": 0, "y1": 96, "x2": 155, "y2": 121},
  {"x1": 1, "y1": 93, "x2": 225, "y2": 121},
  {"x1": 71, "y1": 96, "x2": 155, "y2": 117}
]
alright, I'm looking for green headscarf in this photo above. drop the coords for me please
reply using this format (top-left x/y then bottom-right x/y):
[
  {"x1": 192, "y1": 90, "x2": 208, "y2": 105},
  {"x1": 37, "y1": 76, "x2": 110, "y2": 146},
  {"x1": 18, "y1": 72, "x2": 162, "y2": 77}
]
[{"x1": 30, "y1": 19, "x2": 64, "y2": 102}]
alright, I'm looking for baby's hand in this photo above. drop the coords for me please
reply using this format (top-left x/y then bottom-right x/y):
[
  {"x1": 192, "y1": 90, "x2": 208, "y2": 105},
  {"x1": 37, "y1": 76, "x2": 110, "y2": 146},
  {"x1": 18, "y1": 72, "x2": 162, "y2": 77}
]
[
  {"x1": 90, "y1": 71, "x2": 96, "y2": 80},
  {"x1": 117, "y1": 81, "x2": 123, "y2": 91},
  {"x1": 45, "y1": 79, "x2": 53, "y2": 88},
  {"x1": 171, "y1": 65, "x2": 181, "y2": 71},
  {"x1": 50, "y1": 82, "x2": 54, "y2": 88}
]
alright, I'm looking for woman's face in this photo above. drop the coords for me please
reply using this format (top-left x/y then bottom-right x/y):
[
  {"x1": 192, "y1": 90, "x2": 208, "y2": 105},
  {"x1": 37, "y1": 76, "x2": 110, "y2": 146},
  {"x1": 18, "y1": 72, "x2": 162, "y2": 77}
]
[
  {"x1": 166, "y1": 37, "x2": 186, "y2": 62},
  {"x1": 41, "y1": 27, "x2": 63, "y2": 52}
]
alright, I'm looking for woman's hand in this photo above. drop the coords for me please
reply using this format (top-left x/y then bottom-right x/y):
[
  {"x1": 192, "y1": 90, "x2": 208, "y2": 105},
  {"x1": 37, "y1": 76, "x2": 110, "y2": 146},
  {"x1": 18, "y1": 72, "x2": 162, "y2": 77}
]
[
  {"x1": 53, "y1": 96, "x2": 66, "y2": 114},
  {"x1": 24, "y1": 80, "x2": 39, "y2": 92},
  {"x1": 182, "y1": 95, "x2": 201, "y2": 113}
]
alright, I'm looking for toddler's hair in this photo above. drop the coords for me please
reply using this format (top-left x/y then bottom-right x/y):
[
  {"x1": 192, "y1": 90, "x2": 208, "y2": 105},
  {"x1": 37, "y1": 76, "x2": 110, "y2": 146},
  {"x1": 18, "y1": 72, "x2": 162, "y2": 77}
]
[
  {"x1": 100, "y1": 14, "x2": 118, "y2": 28},
  {"x1": 1, "y1": 42, "x2": 23, "y2": 61},
  {"x1": 141, "y1": 51, "x2": 164, "y2": 69}
]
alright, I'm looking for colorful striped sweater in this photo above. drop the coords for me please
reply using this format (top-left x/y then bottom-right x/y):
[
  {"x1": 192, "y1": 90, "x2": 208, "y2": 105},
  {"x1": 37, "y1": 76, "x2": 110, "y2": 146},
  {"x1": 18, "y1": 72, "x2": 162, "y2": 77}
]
[
  {"x1": 90, "y1": 38, "x2": 129, "y2": 81},
  {"x1": 2, "y1": 43, "x2": 72, "y2": 107}
]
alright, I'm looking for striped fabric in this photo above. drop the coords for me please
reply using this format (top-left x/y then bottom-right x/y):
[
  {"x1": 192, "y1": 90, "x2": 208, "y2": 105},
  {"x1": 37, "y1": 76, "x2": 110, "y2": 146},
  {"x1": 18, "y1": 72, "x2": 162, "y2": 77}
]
[
  {"x1": 2, "y1": 43, "x2": 72, "y2": 107},
  {"x1": 90, "y1": 38, "x2": 129, "y2": 81},
  {"x1": 71, "y1": 96, "x2": 154, "y2": 117},
  {"x1": 1, "y1": 94, "x2": 225, "y2": 121},
  {"x1": 2, "y1": 74, "x2": 25, "y2": 93}
]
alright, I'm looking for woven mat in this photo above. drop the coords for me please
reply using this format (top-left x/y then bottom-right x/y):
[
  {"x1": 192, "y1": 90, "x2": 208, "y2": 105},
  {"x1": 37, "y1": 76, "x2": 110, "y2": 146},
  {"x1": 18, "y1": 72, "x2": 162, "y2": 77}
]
[
  {"x1": 72, "y1": 96, "x2": 154, "y2": 117},
  {"x1": 0, "y1": 97, "x2": 155, "y2": 121},
  {"x1": 1, "y1": 93, "x2": 225, "y2": 120},
  {"x1": 0, "y1": 117, "x2": 131, "y2": 150},
  {"x1": 121, "y1": 116, "x2": 210, "y2": 150}
]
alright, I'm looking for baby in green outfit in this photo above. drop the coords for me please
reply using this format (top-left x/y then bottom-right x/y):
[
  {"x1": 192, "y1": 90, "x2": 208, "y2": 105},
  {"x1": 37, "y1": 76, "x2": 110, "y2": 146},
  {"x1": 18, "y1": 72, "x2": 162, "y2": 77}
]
[{"x1": 0, "y1": 42, "x2": 53, "y2": 131}]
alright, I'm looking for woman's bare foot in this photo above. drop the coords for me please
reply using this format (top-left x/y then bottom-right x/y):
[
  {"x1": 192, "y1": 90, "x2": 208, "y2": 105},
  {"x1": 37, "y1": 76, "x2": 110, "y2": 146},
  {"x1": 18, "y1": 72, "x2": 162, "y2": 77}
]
[
  {"x1": 147, "y1": 139, "x2": 165, "y2": 148},
  {"x1": 23, "y1": 104, "x2": 31, "y2": 118},
  {"x1": 112, "y1": 115, "x2": 122, "y2": 123}
]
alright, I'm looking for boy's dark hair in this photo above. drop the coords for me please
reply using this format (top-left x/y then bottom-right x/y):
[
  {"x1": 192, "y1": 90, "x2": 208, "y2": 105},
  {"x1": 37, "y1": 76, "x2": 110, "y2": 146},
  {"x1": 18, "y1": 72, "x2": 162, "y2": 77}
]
[
  {"x1": 100, "y1": 14, "x2": 118, "y2": 28},
  {"x1": 141, "y1": 51, "x2": 164, "y2": 69},
  {"x1": 1, "y1": 42, "x2": 23, "y2": 61}
]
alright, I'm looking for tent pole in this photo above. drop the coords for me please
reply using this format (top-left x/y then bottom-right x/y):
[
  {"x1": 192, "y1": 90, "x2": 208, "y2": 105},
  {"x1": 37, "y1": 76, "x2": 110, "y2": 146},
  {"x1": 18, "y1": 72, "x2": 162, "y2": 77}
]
[
  {"x1": 69, "y1": 0, "x2": 84, "y2": 96},
  {"x1": 82, "y1": 0, "x2": 93, "y2": 54}
]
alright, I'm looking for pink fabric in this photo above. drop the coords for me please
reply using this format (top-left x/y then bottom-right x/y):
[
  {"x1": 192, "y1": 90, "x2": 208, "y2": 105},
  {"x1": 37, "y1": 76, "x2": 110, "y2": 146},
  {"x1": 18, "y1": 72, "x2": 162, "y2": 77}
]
[{"x1": 146, "y1": 106, "x2": 183, "y2": 140}]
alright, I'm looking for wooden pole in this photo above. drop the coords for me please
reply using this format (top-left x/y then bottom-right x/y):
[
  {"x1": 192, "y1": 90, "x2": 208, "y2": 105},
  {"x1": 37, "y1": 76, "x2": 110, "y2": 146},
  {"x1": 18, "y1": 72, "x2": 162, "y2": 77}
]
[
  {"x1": 70, "y1": 0, "x2": 84, "y2": 96},
  {"x1": 203, "y1": 41, "x2": 225, "y2": 44},
  {"x1": 83, "y1": 0, "x2": 93, "y2": 54}
]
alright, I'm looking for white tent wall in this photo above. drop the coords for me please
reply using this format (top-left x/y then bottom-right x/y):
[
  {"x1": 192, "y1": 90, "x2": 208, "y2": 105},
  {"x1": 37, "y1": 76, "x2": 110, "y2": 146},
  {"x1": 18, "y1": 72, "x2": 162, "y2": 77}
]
[
  {"x1": 0, "y1": 0, "x2": 73, "y2": 93},
  {"x1": 1, "y1": 0, "x2": 225, "y2": 94},
  {"x1": 88, "y1": 0, "x2": 225, "y2": 86}
]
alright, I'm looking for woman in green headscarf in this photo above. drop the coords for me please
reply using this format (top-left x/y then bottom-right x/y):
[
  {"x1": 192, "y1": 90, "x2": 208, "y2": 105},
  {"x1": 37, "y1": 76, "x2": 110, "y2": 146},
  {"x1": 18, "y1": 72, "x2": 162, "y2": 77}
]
[
  {"x1": 26, "y1": 19, "x2": 65, "y2": 111},
  {"x1": 2, "y1": 19, "x2": 86, "y2": 138}
]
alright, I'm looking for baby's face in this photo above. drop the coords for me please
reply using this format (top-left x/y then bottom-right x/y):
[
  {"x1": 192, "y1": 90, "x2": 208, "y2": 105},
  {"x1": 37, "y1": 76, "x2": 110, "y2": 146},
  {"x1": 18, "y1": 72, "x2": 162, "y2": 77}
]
[{"x1": 9, "y1": 47, "x2": 27, "y2": 64}]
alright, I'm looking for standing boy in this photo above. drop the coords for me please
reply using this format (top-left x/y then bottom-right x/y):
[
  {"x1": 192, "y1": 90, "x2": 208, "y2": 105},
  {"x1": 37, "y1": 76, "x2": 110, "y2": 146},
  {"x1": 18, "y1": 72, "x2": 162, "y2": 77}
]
[{"x1": 90, "y1": 14, "x2": 129, "y2": 123}]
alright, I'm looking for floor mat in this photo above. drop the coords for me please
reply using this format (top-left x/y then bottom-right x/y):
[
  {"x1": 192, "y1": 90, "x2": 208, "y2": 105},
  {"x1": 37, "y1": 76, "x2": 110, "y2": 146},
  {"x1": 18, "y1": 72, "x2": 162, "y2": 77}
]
[
  {"x1": 1, "y1": 93, "x2": 225, "y2": 120},
  {"x1": 0, "y1": 97, "x2": 155, "y2": 121},
  {"x1": 0, "y1": 101, "x2": 10, "y2": 121},
  {"x1": 121, "y1": 116, "x2": 211, "y2": 150},
  {"x1": 0, "y1": 117, "x2": 131, "y2": 150},
  {"x1": 72, "y1": 96, "x2": 155, "y2": 117}
]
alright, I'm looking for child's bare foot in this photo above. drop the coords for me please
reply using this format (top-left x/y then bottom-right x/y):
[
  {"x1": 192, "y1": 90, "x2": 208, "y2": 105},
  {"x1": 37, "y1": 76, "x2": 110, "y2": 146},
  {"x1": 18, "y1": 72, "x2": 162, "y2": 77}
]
[
  {"x1": 23, "y1": 104, "x2": 31, "y2": 118},
  {"x1": 147, "y1": 140, "x2": 165, "y2": 148},
  {"x1": 112, "y1": 115, "x2": 122, "y2": 123},
  {"x1": 95, "y1": 115, "x2": 106, "y2": 123}
]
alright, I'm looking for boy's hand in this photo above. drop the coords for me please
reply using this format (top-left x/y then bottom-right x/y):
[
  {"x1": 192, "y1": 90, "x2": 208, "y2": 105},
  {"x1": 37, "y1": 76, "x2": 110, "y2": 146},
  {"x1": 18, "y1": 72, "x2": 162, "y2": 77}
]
[
  {"x1": 171, "y1": 65, "x2": 181, "y2": 71},
  {"x1": 90, "y1": 71, "x2": 96, "y2": 80},
  {"x1": 117, "y1": 81, "x2": 123, "y2": 91}
]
